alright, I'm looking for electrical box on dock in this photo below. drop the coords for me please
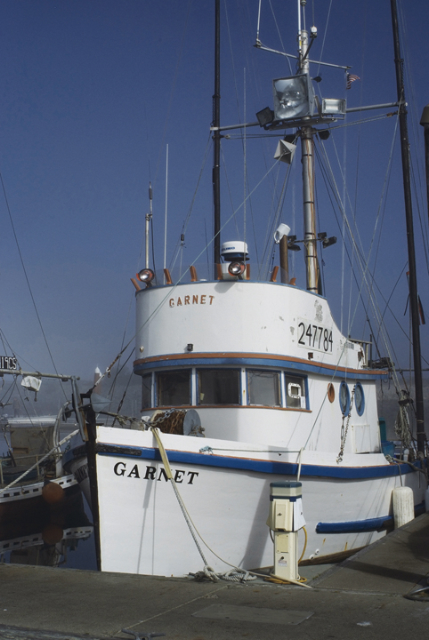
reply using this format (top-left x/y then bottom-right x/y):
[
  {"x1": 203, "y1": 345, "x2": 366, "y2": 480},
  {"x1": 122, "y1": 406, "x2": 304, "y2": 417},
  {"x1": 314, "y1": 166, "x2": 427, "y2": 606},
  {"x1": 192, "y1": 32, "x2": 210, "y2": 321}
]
[{"x1": 267, "y1": 481, "x2": 305, "y2": 582}]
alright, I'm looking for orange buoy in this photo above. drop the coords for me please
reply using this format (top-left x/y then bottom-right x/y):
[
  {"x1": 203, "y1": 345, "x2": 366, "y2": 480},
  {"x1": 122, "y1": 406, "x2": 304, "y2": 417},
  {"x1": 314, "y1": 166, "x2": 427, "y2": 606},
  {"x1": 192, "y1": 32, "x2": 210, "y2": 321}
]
[{"x1": 42, "y1": 481, "x2": 65, "y2": 505}]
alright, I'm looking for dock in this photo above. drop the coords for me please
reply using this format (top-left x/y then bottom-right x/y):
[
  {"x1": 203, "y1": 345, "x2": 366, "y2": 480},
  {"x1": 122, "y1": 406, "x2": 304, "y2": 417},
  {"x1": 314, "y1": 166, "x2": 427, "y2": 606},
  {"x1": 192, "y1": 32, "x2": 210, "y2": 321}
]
[{"x1": 0, "y1": 513, "x2": 428, "y2": 640}]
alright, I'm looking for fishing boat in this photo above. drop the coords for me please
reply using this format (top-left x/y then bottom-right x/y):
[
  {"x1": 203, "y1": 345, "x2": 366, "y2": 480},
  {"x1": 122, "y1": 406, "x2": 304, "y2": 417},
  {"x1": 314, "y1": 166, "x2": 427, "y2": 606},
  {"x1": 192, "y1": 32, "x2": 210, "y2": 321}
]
[
  {"x1": 0, "y1": 370, "x2": 82, "y2": 517},
  {"x1": 64, "y1": 0, "x2": 427, "y2": 577}
]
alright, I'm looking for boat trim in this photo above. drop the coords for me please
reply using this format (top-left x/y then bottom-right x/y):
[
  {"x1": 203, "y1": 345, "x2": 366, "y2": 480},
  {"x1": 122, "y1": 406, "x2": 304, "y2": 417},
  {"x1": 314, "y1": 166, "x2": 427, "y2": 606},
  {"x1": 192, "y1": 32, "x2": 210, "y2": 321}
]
[
  {"x1": 134, "y1": 352, "x2": 387, "y2": 380},
  {"x1": 316, "y1": 501, "x2": 425, "y2": 533},
  {"x1": 70, "y1": 442, "x2": 419, "y2": 480}
]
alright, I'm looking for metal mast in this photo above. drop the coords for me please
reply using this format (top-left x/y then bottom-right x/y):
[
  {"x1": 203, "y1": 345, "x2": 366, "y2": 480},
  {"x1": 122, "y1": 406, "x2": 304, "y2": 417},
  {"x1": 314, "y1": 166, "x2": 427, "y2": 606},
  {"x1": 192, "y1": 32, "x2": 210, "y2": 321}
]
[
  {"x1": 390, "y1": 0, "x2": 426, "y2": 454},
  {"x1": 212, "y1": 0, "x2": 221, "y2": 269},
  {"x1": 299, "y1": 3, "x2": 319, "y2": 293}
]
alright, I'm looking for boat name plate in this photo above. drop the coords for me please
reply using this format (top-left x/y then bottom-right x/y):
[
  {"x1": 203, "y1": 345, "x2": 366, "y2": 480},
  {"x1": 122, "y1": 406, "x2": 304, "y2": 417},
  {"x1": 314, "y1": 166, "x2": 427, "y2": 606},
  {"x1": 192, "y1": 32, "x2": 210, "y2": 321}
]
[
  {"x1": 169, "y1": 294, "x2": 215, "y2": 308},
  {"x1": 297, "y1": 320, "x2": 334, "y2": 353}
]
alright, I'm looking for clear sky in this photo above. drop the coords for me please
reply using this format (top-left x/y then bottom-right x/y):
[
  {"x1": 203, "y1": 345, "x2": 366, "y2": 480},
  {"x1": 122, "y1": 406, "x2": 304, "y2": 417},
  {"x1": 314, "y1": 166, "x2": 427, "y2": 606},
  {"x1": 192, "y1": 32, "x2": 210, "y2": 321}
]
[{"x1": 0, "y1": 0, "x2": 428, "y2": 384}]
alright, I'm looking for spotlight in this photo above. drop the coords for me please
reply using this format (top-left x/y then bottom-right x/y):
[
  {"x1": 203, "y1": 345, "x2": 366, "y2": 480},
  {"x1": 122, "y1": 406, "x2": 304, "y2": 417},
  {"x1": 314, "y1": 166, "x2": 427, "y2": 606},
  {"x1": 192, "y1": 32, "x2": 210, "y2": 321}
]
[
  {"x1": 287, "y1": 235, "x2": 301, "y2": 251},
  {"x1": 322, "y1": 236, "x2": 337, "y2": 249},
  {"x1": 272, "y1": 74, "x2": 315, "y2": 121},
  {"x1": 318, "y1": 129, "x2": 330, "y2": 140},
  {"x1": 228, "y1": 262, "x2": 246, "y2": 278},
  {"x1": 256, "y1": 106, "x2": 275, "y2": 127},
  {"x1": 136, "y1": 268, "x2": 155, "y2": 285},
  {"x1": 321, "y1": 98, "x2": 346, "y2": 115}
]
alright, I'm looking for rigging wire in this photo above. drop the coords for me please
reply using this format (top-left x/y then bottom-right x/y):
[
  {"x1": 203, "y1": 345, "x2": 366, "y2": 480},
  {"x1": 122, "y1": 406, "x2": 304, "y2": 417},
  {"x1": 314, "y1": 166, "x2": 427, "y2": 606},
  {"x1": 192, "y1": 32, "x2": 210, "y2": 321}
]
[
  {"x1": 0, "y1": 171, "x2": 67, "y2": 401},
  {"x1": 315, "y1": 124, "x2": 412, "y2": 397},
  {"x1": 315, "y1": 0, "x2": 333, "y2": 80},
  {"x1": 398, "y1": 0, "x2": 429, "y2": 267},
  {"x1": 151, "y1": 0, "x2": 193, "y2": 192},
  {"x1": 267, "y1": 0, "x2": 293, "y2": 74},
  {"x1": 96, "y1": 159, "x2": 282, "y2": 387},
  {"x1": 169, "y1": 133, "x2": 212, "y2": 272},
  {"x1": 220, "y1": 146, "x2": 241, "y2": 237},
  {"x1": 224, "y1": 0, "x2": 263, "y2": 264}
]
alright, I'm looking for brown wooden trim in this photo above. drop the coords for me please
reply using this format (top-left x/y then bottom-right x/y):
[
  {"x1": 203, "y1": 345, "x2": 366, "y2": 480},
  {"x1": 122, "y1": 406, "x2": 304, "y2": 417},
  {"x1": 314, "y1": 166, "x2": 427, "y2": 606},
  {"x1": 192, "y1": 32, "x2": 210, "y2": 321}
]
[
  {"x1": 163, "y1": 268, "x2": 173, "y2": 285},
  {"x1": 270, "y1": 266, "x2": 279, "y2": 282},
  {"x1": 141, "y1": 404, "x2": 311, "y2": 412},
  {"x1": 131, "y1": 278, "x2": 141, "y2": 291},
  {"x1": 134, "y1": 351, "x2": 384, "y2": 377},
  {"x1": 190, "y1": 266, "x2": 198, "y2": 282},
  {"x1": 216, "y1": 263, "x2": 223, "y2": 280}
]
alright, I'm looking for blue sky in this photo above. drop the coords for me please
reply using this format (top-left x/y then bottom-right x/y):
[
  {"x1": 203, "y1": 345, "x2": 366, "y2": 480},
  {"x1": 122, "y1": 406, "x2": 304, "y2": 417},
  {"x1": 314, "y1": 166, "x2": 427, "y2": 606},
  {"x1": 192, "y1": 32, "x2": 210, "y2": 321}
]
[{"x1": 0, "y1": 0, "x2": 428, "y2": 383}]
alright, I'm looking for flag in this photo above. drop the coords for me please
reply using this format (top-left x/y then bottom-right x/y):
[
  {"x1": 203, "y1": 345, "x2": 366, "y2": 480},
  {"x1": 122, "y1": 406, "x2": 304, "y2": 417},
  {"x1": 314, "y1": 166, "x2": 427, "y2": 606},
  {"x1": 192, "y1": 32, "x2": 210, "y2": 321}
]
[{"x1": 346, "y1": 73, "x2": 360, "y2": 90}]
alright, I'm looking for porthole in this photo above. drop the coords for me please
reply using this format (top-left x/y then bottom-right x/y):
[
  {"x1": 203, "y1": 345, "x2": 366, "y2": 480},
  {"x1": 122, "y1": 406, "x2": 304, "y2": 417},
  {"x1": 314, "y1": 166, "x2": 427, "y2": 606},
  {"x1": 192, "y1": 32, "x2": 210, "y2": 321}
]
[
  {"x1": 327, "y1": 383, "x2": 335, "y2": 403},
  {"x1": 355, "y1": 383, "x2": 365, "y2": 416},
  {"x1": 339, "y1": 382, "x2": 350, "y2": 415}
]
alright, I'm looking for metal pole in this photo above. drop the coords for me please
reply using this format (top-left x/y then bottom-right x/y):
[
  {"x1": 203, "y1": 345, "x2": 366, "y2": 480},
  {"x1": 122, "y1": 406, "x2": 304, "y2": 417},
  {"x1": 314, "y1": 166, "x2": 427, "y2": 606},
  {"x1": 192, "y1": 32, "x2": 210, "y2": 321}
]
[
  {"x1": 164, "y1": 145, "x2": 168, "y2": 273},
  {"x1": 390, "y1": 0, "x2": 425, "y2": 454},
  {"x1": 299, "y1": 26, "x2": 319, "y2": 293},
  {"x1": 279, "y1": 235, "x2": 289, "y2": 284},
  {"x1": 212, "y1": 0, "x2": 221, "y2": 271},
  {"x1": 420, "y1": 104, "x2": 429, "y2": 226},
  {"x1": 146, "y1": 183, "x2": 153, "y2": 270}
]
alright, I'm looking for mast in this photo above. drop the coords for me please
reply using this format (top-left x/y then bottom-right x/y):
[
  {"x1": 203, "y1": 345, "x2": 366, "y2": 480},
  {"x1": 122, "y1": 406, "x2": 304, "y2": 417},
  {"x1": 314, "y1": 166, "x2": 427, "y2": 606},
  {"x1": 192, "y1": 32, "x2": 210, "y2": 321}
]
[
  {"x1": 212, "y1": 0, "x2": 221, "y2": 270},
  {"x1": 390, "y1": 0, "x2": 426, "y2": 454},
  {"x1": 299, "y1": 7, "x2": 319, "y2": 293}
]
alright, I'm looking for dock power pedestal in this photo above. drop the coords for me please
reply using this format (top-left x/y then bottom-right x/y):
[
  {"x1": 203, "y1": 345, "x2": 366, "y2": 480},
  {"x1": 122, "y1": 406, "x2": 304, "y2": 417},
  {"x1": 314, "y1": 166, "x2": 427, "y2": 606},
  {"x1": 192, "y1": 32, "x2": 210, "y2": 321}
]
[{"x1": 267, "y1": 481, "x2": 306, "y2": 581}]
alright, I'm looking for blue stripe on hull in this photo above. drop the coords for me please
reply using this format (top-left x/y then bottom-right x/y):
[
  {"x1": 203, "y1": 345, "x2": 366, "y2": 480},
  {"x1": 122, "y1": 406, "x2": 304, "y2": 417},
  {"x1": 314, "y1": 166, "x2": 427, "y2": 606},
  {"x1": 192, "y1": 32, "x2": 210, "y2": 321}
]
[
  {"x1": 316, "y1": 502, "x2": 425, "y2": 533},
  {"x1": 95, "y1": 443, "x2": 419, "y2": 480}
]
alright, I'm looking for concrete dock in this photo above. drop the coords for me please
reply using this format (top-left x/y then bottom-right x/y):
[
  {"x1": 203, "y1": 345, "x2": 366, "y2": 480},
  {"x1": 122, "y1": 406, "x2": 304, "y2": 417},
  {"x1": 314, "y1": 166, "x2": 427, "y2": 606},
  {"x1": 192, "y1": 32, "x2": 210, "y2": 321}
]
[{"x1": 0, "y1": 514, "x2": 429, "y2": 640}]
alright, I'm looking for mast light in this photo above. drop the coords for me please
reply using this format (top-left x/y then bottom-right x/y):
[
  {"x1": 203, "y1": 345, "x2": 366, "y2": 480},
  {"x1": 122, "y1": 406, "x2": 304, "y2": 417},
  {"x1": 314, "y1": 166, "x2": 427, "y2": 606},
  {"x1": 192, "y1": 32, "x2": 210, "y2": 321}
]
[
  {"x1": 272, "y1": 74, "x2": 315, "y2": 121},
  {"x1": 321, "y1": 98, "x2": 346, "y2": 115},
  {"x1": 256, "y1": 107, "x2": 275, "y2": 127}
]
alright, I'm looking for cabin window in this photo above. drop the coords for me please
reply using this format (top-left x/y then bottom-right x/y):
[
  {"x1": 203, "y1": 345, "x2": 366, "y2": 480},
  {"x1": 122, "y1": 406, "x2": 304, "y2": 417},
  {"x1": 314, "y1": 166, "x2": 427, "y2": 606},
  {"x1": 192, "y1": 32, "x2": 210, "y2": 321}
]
[
  {"x1": 156, "y1": 370, "x2": 191, "y2": 406},
  {"x1": 197, "y1": 369, "x2": 240, "y2": 405},
  {"x1": 141, "y1": 373, "x2": 152, "y2": 409},
  {"x1": 285, "y1": 375, "x2": 306, "y2": 409},
  {"x1": 355, "y1": 383, "x2": 365, "y2": 416},
  {"x1": 247, "y1": 370, "x2": 281, "y2": 406}
]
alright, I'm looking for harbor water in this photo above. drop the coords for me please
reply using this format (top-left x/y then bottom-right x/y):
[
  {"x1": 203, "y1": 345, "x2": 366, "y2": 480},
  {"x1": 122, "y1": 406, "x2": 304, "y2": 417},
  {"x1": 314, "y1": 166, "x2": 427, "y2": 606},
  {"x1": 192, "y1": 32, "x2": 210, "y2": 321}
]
[{"x1": 0, "y1": 438, "x2": 97, "y2": 571}]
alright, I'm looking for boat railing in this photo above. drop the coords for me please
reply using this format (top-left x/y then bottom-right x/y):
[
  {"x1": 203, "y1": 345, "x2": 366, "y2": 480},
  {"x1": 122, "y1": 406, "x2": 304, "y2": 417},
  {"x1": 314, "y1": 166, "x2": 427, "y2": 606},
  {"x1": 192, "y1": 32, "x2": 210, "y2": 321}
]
[
  {"x1": 143, "y1": 263, "x2": 297, "y2": 287},
  {"x1": 0, "y1": 450, "x2": 62, "y2": 488}
]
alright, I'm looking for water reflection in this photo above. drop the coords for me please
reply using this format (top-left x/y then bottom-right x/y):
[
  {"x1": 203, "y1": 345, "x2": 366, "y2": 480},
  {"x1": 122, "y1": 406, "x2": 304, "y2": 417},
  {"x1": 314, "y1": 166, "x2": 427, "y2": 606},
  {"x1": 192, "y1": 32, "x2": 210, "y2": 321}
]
[{"x1": 0, "y1": 484, "x2": 96, "y2": 570}]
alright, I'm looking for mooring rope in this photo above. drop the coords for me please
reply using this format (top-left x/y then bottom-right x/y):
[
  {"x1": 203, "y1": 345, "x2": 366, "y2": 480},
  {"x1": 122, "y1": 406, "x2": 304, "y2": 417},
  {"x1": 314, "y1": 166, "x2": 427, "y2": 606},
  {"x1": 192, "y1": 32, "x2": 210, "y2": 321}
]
[{"x1": 150, "y1": 427, "x2": 257, "y2": 583}]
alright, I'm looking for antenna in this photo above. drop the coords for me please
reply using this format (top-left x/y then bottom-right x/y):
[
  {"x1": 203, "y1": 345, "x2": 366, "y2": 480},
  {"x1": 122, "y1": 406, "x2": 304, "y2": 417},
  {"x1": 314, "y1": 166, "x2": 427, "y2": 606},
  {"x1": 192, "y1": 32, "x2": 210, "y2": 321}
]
[
  {"x1": 164, "y1": 145, "x2": 169, "y2": 274},
  {"x1": 145, "y1": 182, "x2": 153, "y2": 269}
]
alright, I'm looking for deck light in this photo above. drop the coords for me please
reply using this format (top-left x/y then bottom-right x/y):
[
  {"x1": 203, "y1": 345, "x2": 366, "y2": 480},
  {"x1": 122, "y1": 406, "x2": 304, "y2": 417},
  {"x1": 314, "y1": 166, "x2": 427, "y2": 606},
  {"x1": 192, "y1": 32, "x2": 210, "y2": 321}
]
[
  {"x1": 322, "y1": 236, "x2": 337, "y2": 248},
  {"x1": 228, "y1": 262, "x2": 246, "y2": 278},
  {"x1": 318, "y1": 129, "x2": 330, "y2": 140},
  {"x1": 256, "y1": 106, "x2": 275, "y2": 127},
  {"x1": 272, "y1": 74, "x2": 315, "y2": 121},
  {"x1": 321, "y1": 98, "x2": 346, "y2": 116},
  {"x1": 137, "y1": 268, "x2": 155, "y2": 285},
  {"x1": 287, "y1": 236, "x2": 301, "y2": 251}
]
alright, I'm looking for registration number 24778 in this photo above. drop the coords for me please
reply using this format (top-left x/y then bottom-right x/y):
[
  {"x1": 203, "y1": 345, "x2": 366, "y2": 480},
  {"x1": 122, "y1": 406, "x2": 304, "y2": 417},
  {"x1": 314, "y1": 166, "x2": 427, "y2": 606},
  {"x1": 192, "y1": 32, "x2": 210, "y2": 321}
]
[{"x1": 297, "y1": 321, "x2": 333, "y2": 353}]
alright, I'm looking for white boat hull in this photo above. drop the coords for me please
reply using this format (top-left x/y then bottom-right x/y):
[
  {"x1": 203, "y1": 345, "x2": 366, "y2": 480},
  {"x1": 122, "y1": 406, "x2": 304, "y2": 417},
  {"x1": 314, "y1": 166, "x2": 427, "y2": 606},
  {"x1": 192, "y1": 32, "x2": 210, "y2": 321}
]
[{"x1": 67, "y1": 426, "x2": 425, "y2": 577}]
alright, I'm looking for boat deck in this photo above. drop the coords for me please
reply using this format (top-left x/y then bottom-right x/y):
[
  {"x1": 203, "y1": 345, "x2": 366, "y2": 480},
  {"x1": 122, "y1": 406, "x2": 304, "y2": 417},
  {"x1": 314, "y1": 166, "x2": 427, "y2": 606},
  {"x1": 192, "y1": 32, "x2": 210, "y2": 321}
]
[{"x1": 0, "y1": 513, "x2": 428, "y2": 640}]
